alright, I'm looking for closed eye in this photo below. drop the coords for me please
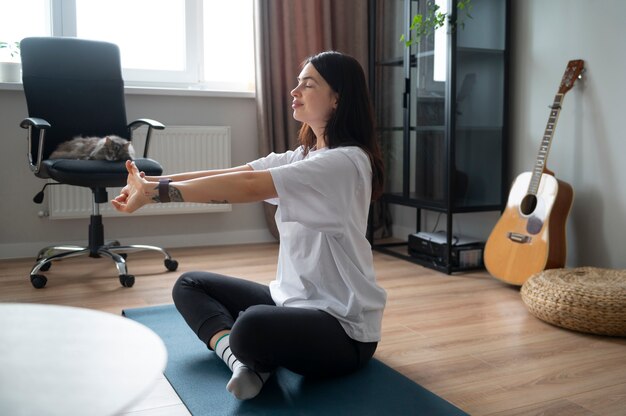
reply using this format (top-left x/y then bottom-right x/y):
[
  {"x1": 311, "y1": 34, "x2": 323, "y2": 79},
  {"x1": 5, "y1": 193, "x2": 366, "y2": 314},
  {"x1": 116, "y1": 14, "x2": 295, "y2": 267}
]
[{"x1": 297, "y1": 76, "x2": 317, "y2": 88}]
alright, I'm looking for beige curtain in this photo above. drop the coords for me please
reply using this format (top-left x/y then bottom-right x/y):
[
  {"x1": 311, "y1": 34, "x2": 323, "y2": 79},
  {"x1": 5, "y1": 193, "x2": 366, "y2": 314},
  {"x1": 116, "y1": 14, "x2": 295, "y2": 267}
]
[{"x1": 254, "y1": 0, "x2": 370, "y2": 238}]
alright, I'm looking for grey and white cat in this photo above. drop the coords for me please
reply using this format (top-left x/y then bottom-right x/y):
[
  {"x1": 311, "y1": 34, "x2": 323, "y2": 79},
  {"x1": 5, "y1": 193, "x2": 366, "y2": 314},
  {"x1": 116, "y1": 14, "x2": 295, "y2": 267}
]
[{"x1": 49, "y1": 135, "x2": 135, "y2": 161}]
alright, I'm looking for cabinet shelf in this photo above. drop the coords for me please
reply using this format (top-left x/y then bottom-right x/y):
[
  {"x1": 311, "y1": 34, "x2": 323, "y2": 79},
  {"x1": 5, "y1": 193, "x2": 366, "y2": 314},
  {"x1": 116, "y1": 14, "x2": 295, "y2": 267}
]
[
  {"x1": 377, "y1": 126, "x2": 404, "y2": 132},
  {"x1": 378, "y1": 47, "x2": 503, "y2": 68},
  {"x1": 405, "y1": 126, "x2": 504, "y2": 132},
  {"x1": 382, "y1": 193, "x2": 504, "y2": 212},
  {"x1": 458, "y1": 47, "x2": 505, "y2": 55}
]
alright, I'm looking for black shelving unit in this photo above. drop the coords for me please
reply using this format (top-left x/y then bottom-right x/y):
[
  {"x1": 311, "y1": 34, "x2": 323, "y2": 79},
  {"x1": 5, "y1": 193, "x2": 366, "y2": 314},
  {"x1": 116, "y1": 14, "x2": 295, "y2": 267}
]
[{"x1": 368, "y1": 0, "x2": 510, "y2": 273}]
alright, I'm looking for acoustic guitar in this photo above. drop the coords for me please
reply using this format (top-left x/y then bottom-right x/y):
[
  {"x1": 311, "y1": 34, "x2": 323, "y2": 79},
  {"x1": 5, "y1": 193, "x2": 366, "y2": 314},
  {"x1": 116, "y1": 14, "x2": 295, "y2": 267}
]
[{"x1": 484, "y1": 60, "x2": 584, "y2": 286}]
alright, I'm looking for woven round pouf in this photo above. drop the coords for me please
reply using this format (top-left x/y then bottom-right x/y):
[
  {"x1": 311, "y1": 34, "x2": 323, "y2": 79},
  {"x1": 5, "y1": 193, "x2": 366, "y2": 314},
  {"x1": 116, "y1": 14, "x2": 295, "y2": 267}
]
[{"x1": 521, "y1": 267, "x2": 626, "y2": 336}]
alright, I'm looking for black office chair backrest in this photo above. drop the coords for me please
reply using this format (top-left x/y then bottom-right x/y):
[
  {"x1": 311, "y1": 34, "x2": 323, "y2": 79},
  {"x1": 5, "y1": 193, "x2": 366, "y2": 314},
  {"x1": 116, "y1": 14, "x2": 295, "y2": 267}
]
[{"x1": 21, "y1": 37, "x2": 130, "y2": 161}]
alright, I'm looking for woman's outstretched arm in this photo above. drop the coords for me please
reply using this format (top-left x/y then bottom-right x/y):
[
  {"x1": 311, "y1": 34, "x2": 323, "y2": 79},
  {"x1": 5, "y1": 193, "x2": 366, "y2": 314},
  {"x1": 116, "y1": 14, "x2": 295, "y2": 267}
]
[{"x1": 111, "y1": 160, "x2": 277, "y2": 213}]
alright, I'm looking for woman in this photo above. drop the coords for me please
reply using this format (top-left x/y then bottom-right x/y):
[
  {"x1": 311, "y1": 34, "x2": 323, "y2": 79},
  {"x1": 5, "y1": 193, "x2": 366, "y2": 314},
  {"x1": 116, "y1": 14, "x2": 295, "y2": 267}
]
[{"x1": 111, "y1": 51, "x2": 386, "y2": 400}]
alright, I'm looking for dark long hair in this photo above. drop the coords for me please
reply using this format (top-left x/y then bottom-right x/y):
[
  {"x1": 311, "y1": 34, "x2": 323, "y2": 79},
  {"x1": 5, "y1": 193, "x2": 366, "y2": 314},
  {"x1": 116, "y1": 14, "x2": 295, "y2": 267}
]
[{"x1": 298, "y1": 51, "x2": 384, "y2": 201}]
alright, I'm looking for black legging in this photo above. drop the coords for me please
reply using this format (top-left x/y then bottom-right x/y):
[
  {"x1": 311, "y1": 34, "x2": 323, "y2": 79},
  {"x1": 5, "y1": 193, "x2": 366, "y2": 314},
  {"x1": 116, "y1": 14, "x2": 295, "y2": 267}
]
[{"x1": 172, "y1": 271, "x2": 377, "y2": 377}]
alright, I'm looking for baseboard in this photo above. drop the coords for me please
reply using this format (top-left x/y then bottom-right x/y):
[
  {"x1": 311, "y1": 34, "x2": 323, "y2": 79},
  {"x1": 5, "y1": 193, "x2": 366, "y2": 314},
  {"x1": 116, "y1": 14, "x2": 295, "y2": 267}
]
[{"x1": 0, "y1": 229, "x2": 277, "y2": 260}]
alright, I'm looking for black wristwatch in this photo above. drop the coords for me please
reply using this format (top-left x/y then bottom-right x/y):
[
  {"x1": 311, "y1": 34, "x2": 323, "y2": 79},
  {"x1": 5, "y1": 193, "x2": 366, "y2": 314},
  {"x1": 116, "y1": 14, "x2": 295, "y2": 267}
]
[{"x1": 158, "y1": 178, "x2": 172, "y2": 203}]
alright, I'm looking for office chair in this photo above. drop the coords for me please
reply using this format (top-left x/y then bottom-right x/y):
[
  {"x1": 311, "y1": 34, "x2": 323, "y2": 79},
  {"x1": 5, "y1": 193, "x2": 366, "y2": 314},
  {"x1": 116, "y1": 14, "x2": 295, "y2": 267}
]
[{"x1": 20, "y1": 36, "x2": 178, "y2": 289}]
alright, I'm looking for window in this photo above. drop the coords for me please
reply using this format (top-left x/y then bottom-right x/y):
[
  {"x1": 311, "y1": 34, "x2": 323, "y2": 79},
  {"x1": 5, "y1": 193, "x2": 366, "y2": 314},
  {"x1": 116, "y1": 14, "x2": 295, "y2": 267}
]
[
  {"x1": 1, "y1": 0, "x2": 255, "y2": 93},
  {"x1": 0, "y1": 0, "x2": 50, "y2": 42},
  {"x1": 202, "y1": 1, "x2": 256, "y2": 92}
]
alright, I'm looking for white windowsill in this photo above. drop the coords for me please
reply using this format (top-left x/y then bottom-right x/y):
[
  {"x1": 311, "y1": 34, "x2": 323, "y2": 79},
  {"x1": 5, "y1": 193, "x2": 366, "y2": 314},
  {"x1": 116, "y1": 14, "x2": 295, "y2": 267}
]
[
  {"x1": 0, "y1": 82, "x2": 22, "y2": 91},
  {"x1": 0, "y1": 81, "x2": 255, "y2": 99}
]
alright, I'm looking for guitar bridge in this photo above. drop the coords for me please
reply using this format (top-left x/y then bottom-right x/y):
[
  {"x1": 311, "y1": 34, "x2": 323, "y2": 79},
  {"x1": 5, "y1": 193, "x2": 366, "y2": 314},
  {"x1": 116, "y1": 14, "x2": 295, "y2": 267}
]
[{"x1": 507, "y1": 232, "x2": 531, "y2": 244}]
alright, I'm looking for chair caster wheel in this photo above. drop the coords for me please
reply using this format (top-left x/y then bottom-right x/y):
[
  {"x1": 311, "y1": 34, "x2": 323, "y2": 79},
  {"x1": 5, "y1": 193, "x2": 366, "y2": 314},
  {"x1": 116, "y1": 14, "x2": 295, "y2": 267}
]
[
  {"x1": 165, "y1": 259, "x2": 179, "y2": 271},
  {"x1": 119, "y1": 274, "x2": 135, "y2": 288},
  {"x1": 30, "y1": 274, "x2": 48, "y2": 289},
  {"x1": 40, "y1": 262, "x2": 52, "y2": 271}
]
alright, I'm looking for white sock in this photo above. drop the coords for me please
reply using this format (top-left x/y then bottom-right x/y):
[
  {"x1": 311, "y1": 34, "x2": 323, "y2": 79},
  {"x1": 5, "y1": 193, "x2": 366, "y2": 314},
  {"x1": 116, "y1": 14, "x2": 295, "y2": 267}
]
[{"x1": 214, "y1": 333, "x2": 270, "y2": 400}]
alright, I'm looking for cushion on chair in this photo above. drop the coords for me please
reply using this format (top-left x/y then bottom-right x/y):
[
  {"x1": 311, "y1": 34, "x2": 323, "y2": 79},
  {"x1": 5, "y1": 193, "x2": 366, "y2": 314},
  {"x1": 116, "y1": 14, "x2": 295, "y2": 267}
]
[
  {"x1": 521, "y1": 267, "x2": 626, "y2": 337},
  {"x1": 39, "y1": 158, "x2": 163, "y2": 188}
]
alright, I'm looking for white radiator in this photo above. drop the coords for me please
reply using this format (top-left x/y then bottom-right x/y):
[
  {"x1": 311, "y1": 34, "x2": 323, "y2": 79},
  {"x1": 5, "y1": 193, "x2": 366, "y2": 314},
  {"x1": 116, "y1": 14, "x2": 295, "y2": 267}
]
[{"x1": 47, "y1": 126, "x2": 232, "y2": 219}]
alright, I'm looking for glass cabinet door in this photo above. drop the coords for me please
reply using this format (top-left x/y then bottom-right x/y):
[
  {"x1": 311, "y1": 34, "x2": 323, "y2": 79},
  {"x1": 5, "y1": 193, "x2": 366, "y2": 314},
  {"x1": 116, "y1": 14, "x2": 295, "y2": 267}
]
[
  {"x1": 375, "y1": 0, "x2": 506, "y2": 210},
  {"x1": 374, "y1": 0, "x2": 406, "y2": 197},
  {"x1": 411, "y1": 0, "x2": 449, "y2": 205},
  {"x1": 454, "y1": 0, "x2": 506, "y2": 208},
  {"x1": 410, "y1": 0, "x2": 506, "y2": 209}
]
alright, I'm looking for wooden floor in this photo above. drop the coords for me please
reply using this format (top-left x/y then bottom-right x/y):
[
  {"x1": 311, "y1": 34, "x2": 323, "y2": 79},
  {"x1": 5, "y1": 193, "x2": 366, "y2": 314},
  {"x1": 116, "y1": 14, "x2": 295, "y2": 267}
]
[{"x1": 1, "y1": 242, "x2": 625, "y2": 415}]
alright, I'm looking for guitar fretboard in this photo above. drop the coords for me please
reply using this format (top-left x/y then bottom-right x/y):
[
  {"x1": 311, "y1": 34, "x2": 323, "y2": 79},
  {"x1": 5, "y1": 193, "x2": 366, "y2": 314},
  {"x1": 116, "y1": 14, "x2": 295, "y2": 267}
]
[{"x1": 528, "y1": 94, "x2": 564, "y2": 195}]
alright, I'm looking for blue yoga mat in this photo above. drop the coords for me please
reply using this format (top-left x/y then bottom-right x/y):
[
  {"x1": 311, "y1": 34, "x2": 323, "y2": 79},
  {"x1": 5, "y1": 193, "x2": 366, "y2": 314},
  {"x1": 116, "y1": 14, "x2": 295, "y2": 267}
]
[{"x1": 123, "y1": 304, "x2": 468, "y2": 416}]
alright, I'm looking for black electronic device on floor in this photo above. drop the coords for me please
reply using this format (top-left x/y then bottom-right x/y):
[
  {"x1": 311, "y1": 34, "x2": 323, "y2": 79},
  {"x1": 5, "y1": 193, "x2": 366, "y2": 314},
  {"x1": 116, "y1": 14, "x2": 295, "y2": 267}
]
[{"x1": 408, "y1": 231, "x2": 484, "y2": 269}]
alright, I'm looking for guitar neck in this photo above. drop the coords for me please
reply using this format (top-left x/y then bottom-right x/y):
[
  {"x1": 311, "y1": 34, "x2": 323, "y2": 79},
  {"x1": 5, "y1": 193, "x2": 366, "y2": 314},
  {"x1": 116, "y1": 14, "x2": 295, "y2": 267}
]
[{"x1": 528, "y1": 93, "x2": 564, "y2": 195}]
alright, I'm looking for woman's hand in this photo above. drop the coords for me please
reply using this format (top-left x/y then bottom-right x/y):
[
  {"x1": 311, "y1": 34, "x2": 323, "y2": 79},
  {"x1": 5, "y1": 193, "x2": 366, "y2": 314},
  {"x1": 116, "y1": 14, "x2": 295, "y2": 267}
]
[{"x1": 111, "y1": 160, "x2": 155, "y2": 213}]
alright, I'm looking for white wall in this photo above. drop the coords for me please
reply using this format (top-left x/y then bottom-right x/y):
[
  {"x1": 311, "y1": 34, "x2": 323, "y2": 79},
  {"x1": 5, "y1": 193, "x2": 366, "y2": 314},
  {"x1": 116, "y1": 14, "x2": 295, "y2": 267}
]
[
  {"x1": 510, "y1": 0, "x2": 626, "y2": 268},
  {"x1": 392, "y1": 0, "x2": 626, "y2": 269},
  {"x1": 0, "y1": 89, "x2": 275, "y2": 259}
]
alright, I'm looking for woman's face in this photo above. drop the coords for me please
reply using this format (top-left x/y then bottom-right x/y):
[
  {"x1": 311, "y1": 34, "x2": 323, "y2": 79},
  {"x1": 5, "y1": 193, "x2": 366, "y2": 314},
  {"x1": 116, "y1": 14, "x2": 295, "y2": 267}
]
[{"x1": 291, "y1": 63, "x2": 338, "y2": 132}]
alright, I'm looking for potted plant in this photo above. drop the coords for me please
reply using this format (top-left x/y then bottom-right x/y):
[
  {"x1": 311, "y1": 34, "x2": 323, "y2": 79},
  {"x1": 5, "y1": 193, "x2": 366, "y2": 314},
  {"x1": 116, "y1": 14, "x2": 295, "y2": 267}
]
[
  {"x1": 400, "y1": 0, "x2": 472, "y2": 47},
  {"x1": 0, "y1": 41, "x2": 22, "y2": 83}
]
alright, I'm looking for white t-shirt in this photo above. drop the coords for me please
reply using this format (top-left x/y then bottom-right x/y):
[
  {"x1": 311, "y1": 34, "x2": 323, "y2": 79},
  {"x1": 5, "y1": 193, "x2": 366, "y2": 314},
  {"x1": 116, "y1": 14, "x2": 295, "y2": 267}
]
[{"x1": 248, "y1": 145, "x2": 387, "y2": 342}]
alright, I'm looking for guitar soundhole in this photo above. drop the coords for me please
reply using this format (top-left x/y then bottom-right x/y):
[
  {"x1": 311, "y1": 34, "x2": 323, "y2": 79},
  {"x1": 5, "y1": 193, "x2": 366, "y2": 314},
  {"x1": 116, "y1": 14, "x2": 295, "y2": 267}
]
[{"x1": 520, "y1": 194, "x2": 537, "y2": 216}]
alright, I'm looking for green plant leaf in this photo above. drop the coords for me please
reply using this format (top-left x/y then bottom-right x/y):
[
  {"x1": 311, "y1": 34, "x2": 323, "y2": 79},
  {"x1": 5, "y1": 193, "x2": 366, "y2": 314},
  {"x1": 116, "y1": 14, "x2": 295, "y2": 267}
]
[{"x1": 400, "y1": 0, "x2": 474, "y2": 47}]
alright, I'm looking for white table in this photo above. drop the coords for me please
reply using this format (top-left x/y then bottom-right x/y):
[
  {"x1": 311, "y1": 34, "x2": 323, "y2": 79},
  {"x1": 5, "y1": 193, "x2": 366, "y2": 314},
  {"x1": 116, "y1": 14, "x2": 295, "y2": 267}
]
[{"x1": 0, "y1": 303, "x2": 167, "y2": 416}]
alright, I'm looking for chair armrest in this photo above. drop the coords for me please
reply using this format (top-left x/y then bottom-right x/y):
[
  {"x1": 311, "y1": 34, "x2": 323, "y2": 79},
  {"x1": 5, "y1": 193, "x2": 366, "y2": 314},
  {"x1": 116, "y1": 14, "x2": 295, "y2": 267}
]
[
  {"x1": 20, "y1": 117, "x2": 51, "y2": 130},
  {"x1": 20, "y1": 117, "x2": 51, "y2": 174},
  {"x1": 129, "y1": 118, "x2": 165, "y2": 158}
]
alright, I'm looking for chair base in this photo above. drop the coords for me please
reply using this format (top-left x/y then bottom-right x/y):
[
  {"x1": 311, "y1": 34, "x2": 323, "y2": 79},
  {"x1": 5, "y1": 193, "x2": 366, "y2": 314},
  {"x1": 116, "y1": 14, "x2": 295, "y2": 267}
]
[{"x1": 29, "y1": 214, "x2": 178, "y2": 288}]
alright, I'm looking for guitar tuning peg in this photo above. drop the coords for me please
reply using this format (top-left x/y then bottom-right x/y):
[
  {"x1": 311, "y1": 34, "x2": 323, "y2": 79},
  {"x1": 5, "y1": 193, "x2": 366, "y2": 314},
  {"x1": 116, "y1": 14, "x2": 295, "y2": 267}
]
[{"x1": 578, "y1": 69, "x2": 586, "y2": 79}]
